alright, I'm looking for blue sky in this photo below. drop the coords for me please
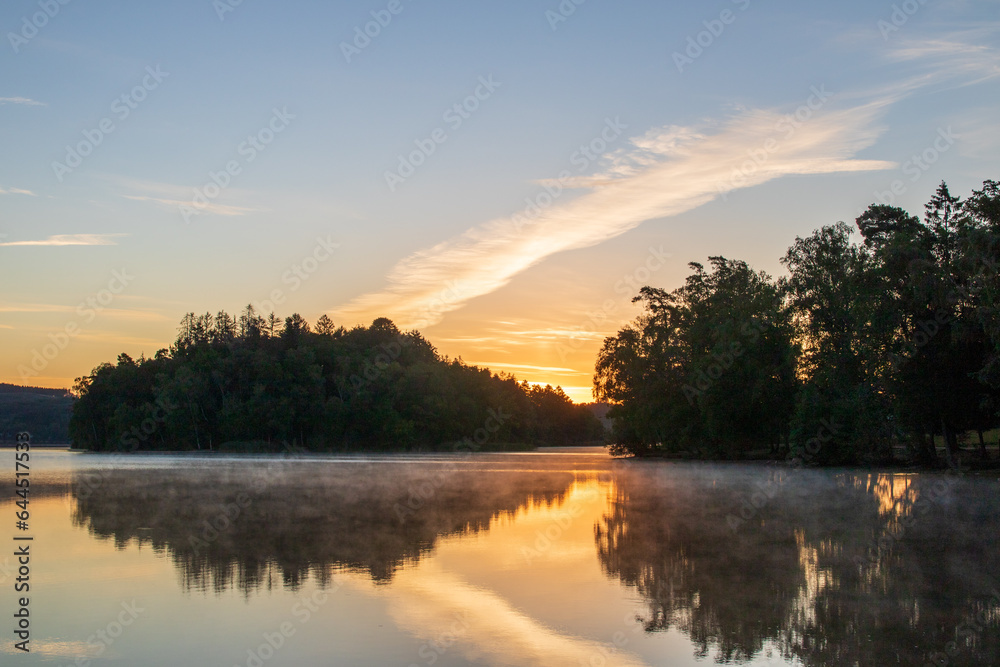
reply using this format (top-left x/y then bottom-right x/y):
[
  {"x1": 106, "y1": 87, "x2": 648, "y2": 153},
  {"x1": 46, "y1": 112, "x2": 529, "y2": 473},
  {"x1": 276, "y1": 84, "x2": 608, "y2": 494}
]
[{"x1": 2, "y1": 0, "x2": 999, "y2": 400}]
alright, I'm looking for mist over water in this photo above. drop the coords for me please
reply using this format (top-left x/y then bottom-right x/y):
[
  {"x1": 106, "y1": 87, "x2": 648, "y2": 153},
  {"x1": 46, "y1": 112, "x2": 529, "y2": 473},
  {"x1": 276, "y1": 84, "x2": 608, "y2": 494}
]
[{"x1": 5, "y1": 450, "x2": 999, "y2": 666}]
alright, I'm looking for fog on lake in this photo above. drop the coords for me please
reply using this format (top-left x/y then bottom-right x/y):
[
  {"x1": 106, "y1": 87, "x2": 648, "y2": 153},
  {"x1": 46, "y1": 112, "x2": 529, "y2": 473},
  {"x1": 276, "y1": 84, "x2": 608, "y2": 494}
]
[{"x1": 4, "y1": 449, "x2": 998, "y2": 666}]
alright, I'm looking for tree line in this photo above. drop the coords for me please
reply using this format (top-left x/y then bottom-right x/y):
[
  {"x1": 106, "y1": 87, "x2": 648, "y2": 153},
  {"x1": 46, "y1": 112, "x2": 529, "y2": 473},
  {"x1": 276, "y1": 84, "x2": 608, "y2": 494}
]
[
  {"x1": 595, "y1": 180, "x2": 1000, "y2": 464},
  {"x1": 70, "y1": 312, "x2": 605, "y2": 451}
]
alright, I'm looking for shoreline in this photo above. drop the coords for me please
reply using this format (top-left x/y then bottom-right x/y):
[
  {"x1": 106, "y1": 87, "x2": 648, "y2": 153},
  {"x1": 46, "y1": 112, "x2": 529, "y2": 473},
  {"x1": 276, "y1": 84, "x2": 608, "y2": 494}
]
[{"x1": 7, "y1": 444, "x2": 999, "y2": 475}]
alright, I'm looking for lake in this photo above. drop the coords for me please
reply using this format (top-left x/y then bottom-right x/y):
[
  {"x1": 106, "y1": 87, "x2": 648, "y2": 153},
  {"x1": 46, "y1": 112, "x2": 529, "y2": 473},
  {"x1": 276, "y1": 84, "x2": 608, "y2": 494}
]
[{"x1": 3, "y1": 448, "x2": 999, "y2": 666}]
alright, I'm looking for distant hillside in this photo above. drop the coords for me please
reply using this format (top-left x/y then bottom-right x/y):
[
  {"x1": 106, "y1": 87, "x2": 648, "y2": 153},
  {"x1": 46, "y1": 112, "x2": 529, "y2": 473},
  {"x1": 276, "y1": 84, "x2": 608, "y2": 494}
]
[
  {"x1": 582, "y1": 402, "x2": 613, "y2": 432},
  {"x1": 0, "y1": 383, "x2": 74, "y2": 444}
]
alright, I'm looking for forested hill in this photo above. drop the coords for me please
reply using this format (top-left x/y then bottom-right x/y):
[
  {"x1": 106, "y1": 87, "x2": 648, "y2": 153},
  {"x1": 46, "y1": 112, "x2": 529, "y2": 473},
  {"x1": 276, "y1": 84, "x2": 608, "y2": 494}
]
[
  {"x1": 70, "y1": 314, "x2": 605, "y2": 452},
  {"x1": 0, "y1": 383, "x2": 74, "y2": 444}
]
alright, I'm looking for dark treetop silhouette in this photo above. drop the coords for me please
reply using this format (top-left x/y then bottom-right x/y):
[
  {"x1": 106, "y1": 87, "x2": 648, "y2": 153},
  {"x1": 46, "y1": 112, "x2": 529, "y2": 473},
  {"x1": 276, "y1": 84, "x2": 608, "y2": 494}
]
[
  {"x1": 596, "y1": 180, "x2": 1000, "y2": 465},
  {"x1": 70, "y1": 315, "x2": 605, "y2": 452}
]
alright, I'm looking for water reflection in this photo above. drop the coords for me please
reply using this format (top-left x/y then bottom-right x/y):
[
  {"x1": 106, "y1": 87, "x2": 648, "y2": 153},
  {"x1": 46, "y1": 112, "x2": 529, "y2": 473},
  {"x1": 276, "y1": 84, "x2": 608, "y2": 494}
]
[
  {"x1": 597, "y1": 463, "x2": 1000, "y2": 666},
  {"x1": 380, "y1": 481, "x2": 650, "y2": 667},
  {"x1": 64, "y1": 454, "x2": 1000, "y2": 666},
  {"x1": 69, "y1": 457, "x2": 586, "y2": 593}
]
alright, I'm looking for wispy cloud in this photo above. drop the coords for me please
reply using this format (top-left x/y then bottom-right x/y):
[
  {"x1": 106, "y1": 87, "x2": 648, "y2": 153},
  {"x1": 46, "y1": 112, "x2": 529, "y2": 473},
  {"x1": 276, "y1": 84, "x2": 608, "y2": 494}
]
[
  {"x1": 437, "y1": 327, "x2": 610, "y2": 351},
  {"x1": 0, "y1": 96, "x2": 45, "y2": 106},
  {"x1": 71, "y1": 331, "x2": 167, "y2": 344},
  {"x1": 0, "y1": 187, "x2": 37, "y2": 196},
  {"x1": 465, "y1": 361, "x2": 585, "y2": 375},
  {"x1": 888, "y1": 30, "x2": 1000, "y2": 85},
  {"x1": 121, "y1": 194, "x2": 255, "y2": 217},
  {"x1": 110, "y1": 177, "x2": 260, "y2": 218},
  {"x1": 0, "y1": 305, "x2": 166, "y2": 328},
  {"x1": 0, "y1": 233, "x2": 126, "y2": 247},
  {"x1": 0, "y1": 304, "x2": 77, "y2": 314},
  {"x1": 334, "y1": 99, "x2": 895, "y2": 329},
  {"x1": 334, "y1": 31, "x2": 1000, "y2": 331}
]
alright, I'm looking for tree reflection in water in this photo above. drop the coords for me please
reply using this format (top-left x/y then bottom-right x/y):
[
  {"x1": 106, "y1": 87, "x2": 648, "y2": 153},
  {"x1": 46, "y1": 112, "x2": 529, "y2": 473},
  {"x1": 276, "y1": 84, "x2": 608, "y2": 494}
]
[
  {"x1": 596, "y1": 463, "x2": 1000, "y2": 666},
  {"x1": 68, "y1": 456, "x2": 1000, "y2": 665},
  {"x1": 70, "y1": 460, "x2": 578, "y2": 594}
]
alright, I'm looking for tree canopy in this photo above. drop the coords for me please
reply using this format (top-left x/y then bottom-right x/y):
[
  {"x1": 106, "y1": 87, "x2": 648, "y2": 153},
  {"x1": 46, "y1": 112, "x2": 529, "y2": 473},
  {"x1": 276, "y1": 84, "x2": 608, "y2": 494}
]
[
  {"x1": 70, "y1": 308, "x2": 605, "y2": 452},
  {"x1": 597, "y1": 180, "x2": 1000, "y2": 464}
]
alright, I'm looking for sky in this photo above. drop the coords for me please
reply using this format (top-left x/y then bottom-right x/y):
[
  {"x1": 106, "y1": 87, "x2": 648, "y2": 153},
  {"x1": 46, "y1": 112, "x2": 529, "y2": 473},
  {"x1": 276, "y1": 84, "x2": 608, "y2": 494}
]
[{"x1": 1, "y1": 0, "x2": 999, "y2": 402}]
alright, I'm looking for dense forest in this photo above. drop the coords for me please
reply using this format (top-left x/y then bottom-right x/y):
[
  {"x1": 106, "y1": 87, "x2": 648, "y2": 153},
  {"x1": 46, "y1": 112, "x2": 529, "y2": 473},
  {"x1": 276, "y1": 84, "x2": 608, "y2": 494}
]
[
  {"x1": 0, "y1": 383, "x2": 74, "y2": 443},
  {"x1": 70, "y1": 314, "x2": 605, "y2": 452},
  {"x1": 595, "y1": 180, "x2": 1000, "y2": 465}
]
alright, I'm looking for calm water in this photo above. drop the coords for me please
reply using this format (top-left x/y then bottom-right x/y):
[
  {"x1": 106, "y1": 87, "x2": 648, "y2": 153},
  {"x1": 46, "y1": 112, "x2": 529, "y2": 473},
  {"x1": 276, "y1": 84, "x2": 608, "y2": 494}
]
[{"x1": 3, "y1": 449, "x2": 999, "y2": 666}]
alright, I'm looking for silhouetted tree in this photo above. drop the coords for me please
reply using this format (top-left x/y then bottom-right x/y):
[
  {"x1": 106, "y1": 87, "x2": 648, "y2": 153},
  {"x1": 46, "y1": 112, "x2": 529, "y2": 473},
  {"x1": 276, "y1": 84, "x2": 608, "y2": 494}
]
[
  {"x1": 595, "y1": 257, "x2": 797, "y2": 458},
  {"x1": 315, "y1": 314, "x2": 336, "y2": 336}
]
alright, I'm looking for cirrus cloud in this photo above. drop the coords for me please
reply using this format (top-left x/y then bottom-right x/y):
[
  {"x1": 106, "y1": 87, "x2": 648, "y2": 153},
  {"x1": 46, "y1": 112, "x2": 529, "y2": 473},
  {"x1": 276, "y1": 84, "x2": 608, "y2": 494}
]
[
  {"x1": 0, "y1": 233, "x2": 127, "y2": 247},
  {"x1": 334, "y1": 98, "x2": 895, "y2": 330},
  {"x1": 334, "y1": 30, "x2": 1000, "y2": 332},
  {"x1": 0, "y1": 96, "x2": 45, "y2": 106}
]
